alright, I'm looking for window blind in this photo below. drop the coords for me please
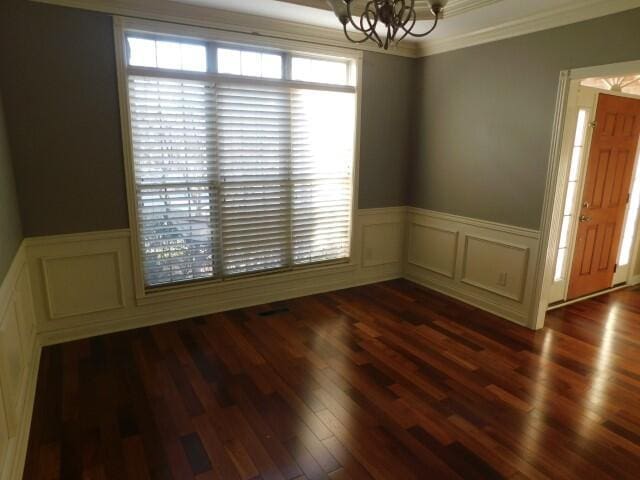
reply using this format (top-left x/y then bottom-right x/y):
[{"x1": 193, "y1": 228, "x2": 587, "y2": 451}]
[
  {"x1": 291, "y1": 89, "x2": 354, "y2": 265},
  {"x1": 218, "y1": 84, "x2": 355, "y2": 276},
  {"x1": 217, "y1": 84, "x2": 291, "y2": 276},
  {"x1": 125, "y1": 39, "x2": 356, "y2": 289},
  {"x1": 129, "y1": 76, "x2": 218, "y2": 286}
]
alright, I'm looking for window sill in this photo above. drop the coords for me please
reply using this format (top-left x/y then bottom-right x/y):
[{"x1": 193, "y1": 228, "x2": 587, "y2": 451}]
[{"x1": 134, "y1": 258, "x2": 357, "y2": 307}]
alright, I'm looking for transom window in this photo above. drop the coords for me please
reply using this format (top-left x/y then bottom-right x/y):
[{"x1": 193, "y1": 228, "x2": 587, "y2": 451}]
[
  {"x1": 121, "y1": 29, "x2": 357, "y2": 289},
  {"x1": 217, "y1": 48, "x2": 283, "y2": 79}
]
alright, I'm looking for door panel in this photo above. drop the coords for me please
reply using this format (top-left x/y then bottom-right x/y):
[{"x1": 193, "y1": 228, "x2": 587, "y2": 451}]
[{"x1": 567, "y1": 93, "x2": 640, "y2": 299}]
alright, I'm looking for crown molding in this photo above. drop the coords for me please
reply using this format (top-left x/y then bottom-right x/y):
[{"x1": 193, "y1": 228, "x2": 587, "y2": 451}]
[
  {"x1": 278, "y1": 0, "x2": 503, "y2": 19},
  {"x1": 29, "y1": 0, "x2": 419, "y2": 57},
  {"x1": 417, "y1": 0, "x2": 640, "y2": 57},
  {"x1": 416, "y1": 0, "x2": 504, "y2": 19}
]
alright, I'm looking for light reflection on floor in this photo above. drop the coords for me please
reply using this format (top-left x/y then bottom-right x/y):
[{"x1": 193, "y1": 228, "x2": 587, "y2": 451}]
[
  {"x1": 577, "y1": 304, "x2": 619, "y2": 442},
  {"x1": 520, "y1": 329, "x2": 554, "y2": 462}
]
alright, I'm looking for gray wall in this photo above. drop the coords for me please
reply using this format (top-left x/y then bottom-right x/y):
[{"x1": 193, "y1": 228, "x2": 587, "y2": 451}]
[
  {"x1": 0, "y1": 0, "x2": 128, "y2": 236},
  {"x1": 360, "y1": 51, "x2": 415, "y2": 207},
  {"x1": 0, "y1": 1, "x2": 414, "y2": 237},
  {"x1": 7, "y1": 2, "x2": 639, "y2": 234},
  {"x1": 0, "y1": 0, "x2": 131, "y2": 236},
  {"x1": 0, "y1": 91, "x2": 23, "y2": 282},
  {"x1": 412, "y1": 7, "x2": 640, "y2": 229}
]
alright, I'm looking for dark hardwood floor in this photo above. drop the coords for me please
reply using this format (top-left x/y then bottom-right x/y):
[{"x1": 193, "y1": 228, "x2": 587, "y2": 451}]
[{"x1": 23, "y1": 279, "x2": 640, "y2": 479}]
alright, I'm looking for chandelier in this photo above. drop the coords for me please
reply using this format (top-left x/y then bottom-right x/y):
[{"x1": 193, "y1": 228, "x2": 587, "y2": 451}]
[{"x1": 327, "y1": 0, "x2": 447, "y2": 49}]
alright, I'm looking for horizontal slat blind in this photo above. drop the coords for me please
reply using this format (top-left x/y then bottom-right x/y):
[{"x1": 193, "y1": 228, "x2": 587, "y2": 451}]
[
  {"x1": 217, "y1": 83, "x2": 355, "y2": 276},
  {"x1": 217, "y1": 84, "x2": 291, "y2": 275},
  {"x1": 291, "y1": 89, "x2": 354, "y2": 264},
  {"x1": 127, "y1": 74, "x2": 355, "y2": 288},
  {"x1": 129, "y1": 76, "x2": 218, "y2": 286}
]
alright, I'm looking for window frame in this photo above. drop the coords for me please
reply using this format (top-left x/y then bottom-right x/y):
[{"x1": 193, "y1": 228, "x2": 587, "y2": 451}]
[{"x1": 113, "y1": 16, "x2": 363, "y2": 298}]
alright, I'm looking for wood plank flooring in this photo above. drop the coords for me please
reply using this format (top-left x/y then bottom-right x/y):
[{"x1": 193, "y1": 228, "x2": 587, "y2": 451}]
[{"x1": 22, "y1": 279, "x2": 640, "y2": 479}]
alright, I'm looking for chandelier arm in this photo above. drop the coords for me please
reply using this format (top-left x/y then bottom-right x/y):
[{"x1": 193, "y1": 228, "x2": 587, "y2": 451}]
[
  {"x1": 345, "y1": 0, "x2": 364, "y2": 32},
  {"x1": 391, "y1": 0, "x2": 406, "y2": 29},
  {"x1": 391, "y1": 24, "x2": 399, "y2": 42},
  {"x1": 372, "y1": 25, "x2": 384, "y2": 47},
  {"x1": 363, "y1": 6, "x2": 384, "y2": 47},
  {"x1": 342, "y1": 23, "x2": 375, "y2": 44},
  {"x1": 369, "y1": 25, "x2": 383, "y2": 48},
  {"x1": 337, "y1": 0, "x2": 442, "y2": 48},
  {"x1": 341, "y1": 3, "x2": 381, "y2": 46},
  {"x1": 360, "y1": 6, "x2": 375, "y2": 31},
  {"x1": 346, "y1": 0, "x2": 377, "y2": 34},
  {"x1": 394, "y1": 8, "x2": 417, "y2": 43},
  {"x1": 405, "y1": 12, "x2": 439, "y2": 38},
  {"x1": 384, "y1": 24, "x2": 392, "y2": 49},
  {"x1": 343, "y1": 5, "x2": 383, "y2": 47},
  {"x1": 394, "y1": 0, "x2": 414, "y2": 28},
  {"x1": 400, "y1": 1, "x2": 415, "y2": 28}
]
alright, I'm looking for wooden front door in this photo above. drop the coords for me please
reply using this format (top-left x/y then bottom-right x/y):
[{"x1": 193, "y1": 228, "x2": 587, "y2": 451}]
[{"x1": 567, "y1": 93, "x2": 640, "y2": 300}]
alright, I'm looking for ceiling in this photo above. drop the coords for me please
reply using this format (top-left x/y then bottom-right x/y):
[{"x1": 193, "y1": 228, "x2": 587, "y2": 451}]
[
  {"x1": 32, "y1": 0, "x2": 640, "y2": 56},
  {"x1": 170, "y1": 0, "x2": 640, "y2": 54}
]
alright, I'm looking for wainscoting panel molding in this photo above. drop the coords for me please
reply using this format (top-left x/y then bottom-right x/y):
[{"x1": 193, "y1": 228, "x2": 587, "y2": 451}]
[
  {"x1": 407, "y1": 223, "x2": 458, "y2": 278},
  {"x1": 26, "y1": 230, "x2": 135, "y2": 339},
  {"x1": 461, "y1": 235, "x2": 530, "y2": 302},
  {"x1": 0, "y1": 303, "x2": 24, "y2": 436},
  {"x1": 42, "y1": 251, "x2": 126, "y2": 319},
  {"x1": 26, "y1": 208, "x2": 406, "y2": 346},
  {"x1": 361, "y1": 219, "x2": 405, "y2": 267},
  {"x1": 404, "y1": 208, "x2": 540, "y2": 326},
  {"x1": 0, "y1": 243, "x2": 40, "y2": 480}
]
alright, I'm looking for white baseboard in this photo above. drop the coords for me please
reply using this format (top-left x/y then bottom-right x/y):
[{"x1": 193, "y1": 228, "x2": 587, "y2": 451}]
[
  {"x1": 37, "y1": 271, "x2": 402, "y2": 346},
  {"x1": 405, "y1": 271, "x2": 529, "y2": 326}
]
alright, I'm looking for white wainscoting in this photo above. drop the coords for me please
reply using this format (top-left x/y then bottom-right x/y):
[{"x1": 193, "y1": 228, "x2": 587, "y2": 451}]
[
  {"x1": 0, "y1": 243, "x2": 40, "y2": 480},
  {"x1": 0, "y1": 206, "x2": 546, "y2": 479},
  {"x1": 404, "y1": 208, "x2": 541, "y2": 327},
  {"x1": 26, "y1": 207, "x2": 406, "y2": 346}
]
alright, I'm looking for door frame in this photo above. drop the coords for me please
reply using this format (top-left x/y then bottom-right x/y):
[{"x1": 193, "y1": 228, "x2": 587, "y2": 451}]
[
  {"x1": 547, "y1": 84, "x2": 598, "y2": 304},
  {"x1": 550, "y1": 87, "x2": 640, "y2": 304},
  {"x1": 531, "y1": 59, "x2": 640, "y2": 330}
]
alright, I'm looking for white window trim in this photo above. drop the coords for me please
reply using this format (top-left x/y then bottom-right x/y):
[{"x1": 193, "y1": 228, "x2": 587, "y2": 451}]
[{"x1": 113, "y1": 16, "x2": 364, "y2": 300}]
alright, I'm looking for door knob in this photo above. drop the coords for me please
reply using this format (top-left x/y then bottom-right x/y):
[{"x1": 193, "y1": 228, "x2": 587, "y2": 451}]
[{"x1": 579, "y1": 215, "x2": 592, "y2": 222}]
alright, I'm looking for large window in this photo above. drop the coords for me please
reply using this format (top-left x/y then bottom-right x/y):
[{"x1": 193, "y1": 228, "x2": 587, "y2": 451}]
[{"x1": 120, "y1": 28, "x2": 357, "y2": 288}]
